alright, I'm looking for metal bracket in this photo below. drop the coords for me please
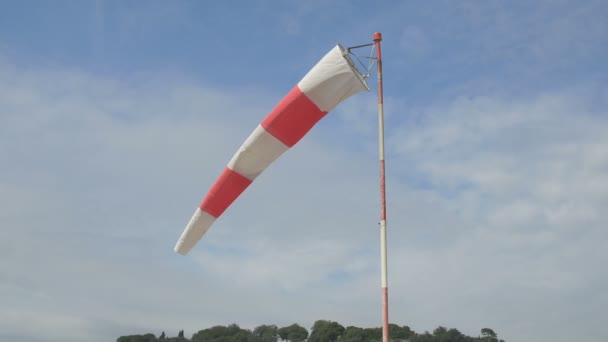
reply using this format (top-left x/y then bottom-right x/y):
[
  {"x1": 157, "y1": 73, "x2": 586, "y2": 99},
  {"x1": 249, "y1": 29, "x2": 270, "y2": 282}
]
[{"x1": 345, "y1": 42, "x2": 378, "y2": 79}]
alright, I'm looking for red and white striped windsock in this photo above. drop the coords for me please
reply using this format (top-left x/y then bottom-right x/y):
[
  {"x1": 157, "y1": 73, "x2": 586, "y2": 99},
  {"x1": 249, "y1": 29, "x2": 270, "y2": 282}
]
[{"x1": 175, "y1": 44, "x2": 369, "y2": 255}]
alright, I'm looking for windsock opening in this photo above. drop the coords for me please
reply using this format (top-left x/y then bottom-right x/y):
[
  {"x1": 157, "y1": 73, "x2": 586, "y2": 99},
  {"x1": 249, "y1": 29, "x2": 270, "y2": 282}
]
[{"x1": 339, "y1": 43, "x2": 370, "y2": 92}]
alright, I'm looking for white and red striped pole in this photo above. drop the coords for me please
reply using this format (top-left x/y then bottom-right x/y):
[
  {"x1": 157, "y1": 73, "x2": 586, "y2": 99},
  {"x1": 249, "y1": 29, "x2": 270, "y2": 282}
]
[{"x1": 374, "y1": 32, "x2": 389, "y2": 342}]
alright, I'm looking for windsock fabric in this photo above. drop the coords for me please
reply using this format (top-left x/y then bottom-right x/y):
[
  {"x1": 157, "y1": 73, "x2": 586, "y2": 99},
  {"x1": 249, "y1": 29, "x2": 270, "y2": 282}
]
[{"x1": 175, "y1": 44, "x2": 369, "y2": 255}]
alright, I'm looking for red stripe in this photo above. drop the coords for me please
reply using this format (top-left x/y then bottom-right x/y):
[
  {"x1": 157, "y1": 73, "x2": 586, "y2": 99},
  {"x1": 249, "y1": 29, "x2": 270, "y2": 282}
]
[
  {"x1": 261, "y1": 85, "x2": 327, "y2": 147},
  {"x1": 382, "y1": 287, "x2": 389, "y2": 342},
  {"x1": 200, "y1": 167, "x2": 252, "y2": 218}
]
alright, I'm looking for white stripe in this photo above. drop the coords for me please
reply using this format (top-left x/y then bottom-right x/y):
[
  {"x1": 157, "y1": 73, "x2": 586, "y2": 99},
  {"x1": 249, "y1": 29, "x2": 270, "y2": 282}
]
[
  {"x1": 298, "y1": 44, "x2": 369, "y2": 112},
  {"x1": 174, "y1": 208, "x2": 216, "y2": 255},
  {"x1": 227, "y1": 124, "x2": 289, "y2": 180},
  {"x1": 380, "y1": 219, "x2": 388, "y2": 288}
]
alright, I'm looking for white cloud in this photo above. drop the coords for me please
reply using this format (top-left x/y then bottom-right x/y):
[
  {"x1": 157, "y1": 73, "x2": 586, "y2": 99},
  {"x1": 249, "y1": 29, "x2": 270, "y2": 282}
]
[
  {"x1": 1, "y1": 50, "x2": 607, "y2": 342},
  {"x1": 381, "y1": 88, "x2": 608, "y2": 341}
]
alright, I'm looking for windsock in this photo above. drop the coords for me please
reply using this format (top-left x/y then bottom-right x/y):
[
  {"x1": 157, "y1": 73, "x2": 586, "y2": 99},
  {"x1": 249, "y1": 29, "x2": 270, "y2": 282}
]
[{"x1": 175, "y1": 44, "x2": 369, "y2": 255}]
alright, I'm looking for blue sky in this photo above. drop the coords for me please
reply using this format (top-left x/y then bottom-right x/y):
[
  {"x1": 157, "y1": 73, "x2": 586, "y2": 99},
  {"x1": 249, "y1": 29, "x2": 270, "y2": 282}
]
[{"x1": 1, "y1": 1, "x2": 607, "y2": 342}]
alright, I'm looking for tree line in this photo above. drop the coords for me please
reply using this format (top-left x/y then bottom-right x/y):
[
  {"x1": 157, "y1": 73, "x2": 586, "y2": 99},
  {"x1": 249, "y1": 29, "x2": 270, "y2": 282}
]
[{"x1": 117, "y1": 320, "x2": 505, "y2": 342}]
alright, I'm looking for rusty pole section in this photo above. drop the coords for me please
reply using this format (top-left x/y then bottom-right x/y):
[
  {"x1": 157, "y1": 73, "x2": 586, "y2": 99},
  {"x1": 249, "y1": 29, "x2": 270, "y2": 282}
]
[{"x1": 374, "y1": 31, "x2": 389, "y2": 342}]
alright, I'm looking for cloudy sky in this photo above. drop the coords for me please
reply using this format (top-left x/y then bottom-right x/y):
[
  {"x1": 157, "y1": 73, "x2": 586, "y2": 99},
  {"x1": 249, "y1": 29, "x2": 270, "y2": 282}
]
[{"x1": 1, "y1": 1, "x2": 607, "y2": 341}]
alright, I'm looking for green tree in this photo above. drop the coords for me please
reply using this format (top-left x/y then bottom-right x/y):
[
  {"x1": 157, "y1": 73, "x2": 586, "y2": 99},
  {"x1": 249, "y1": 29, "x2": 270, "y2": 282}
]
[
  {"x1": 192, "y1": 324, "x2": 255, "y2": 342},
  {"x1": 164, "y1": 330, "x2": 189, "y2": 342},
  {"x1": 340, "y1": 326, "x2": 366, "y2": 342},
  {"x1": 363, "y1": 327, "x2": 382, "y2": 342},
  {"x1": 117, "y1": 333, "x2": 157, "y2": 342},
  {"x1": 446, "y1": 328, "x2": 468, "y2": 342},
  {"x1": 166, "y1": 338, "x2": 190, "y2": 342},
  {"x1": 307, "y1": 320, "x2": 345, "y2": 342},
  {"x1": 410, "y1": 331, "x2": 433, "y2": 342},
  {"x1": 253, "y1": 324, "x2": 278, "y2": 342},
  {"x1": 433, "y1": 326, "x2": 448, "y2": 336},
  {"x1": 389, "y1": 324, "x2": 414, "y2": 340},
  {"x1": 431, "y1": 327, "x2": 467, "y2": 342},
  {"x1": 278, "y1": 323, "x2": 309, "y2": 342},
  {"x1": 116, "y1": 322, "x2": 503, "y2": 342},
  {"x1": 481, "y1": 328, "x2": 497, "y2": 342}
]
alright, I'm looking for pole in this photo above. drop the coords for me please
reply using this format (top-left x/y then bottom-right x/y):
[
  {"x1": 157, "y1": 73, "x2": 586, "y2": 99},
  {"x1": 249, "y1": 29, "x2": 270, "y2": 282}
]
[{"x1": 374, "y1": 32, "x2": 389, "y2": 342}]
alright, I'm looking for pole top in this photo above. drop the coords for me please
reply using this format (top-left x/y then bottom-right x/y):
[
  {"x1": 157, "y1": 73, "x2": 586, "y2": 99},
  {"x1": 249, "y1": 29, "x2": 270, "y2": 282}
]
[{"x1": 374, "y1": 32, "x2": 382, "y2": 42}]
